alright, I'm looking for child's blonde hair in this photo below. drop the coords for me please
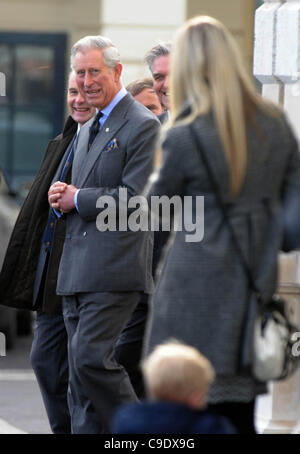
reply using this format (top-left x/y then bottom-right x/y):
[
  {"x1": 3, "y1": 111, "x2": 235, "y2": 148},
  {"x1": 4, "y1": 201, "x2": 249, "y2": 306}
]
[{"x1": 142, "y1": 340, "x2": 215, "y2": 404}]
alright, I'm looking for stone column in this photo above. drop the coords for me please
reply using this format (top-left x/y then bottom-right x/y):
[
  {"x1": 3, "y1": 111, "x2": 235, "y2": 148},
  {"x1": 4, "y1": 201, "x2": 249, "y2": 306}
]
[
  {"x1": 276, "y1": 0, "x2": 300, "y2": 136},
  {"x1": 99, "y1": 0, "x2": 186, "y2": 85},
  {"x1": 253, "y1": 0, "x2": 284, "y2": 103},
  {"x1": 254, "y1": 0, "x2": 300, "y2": 434}
]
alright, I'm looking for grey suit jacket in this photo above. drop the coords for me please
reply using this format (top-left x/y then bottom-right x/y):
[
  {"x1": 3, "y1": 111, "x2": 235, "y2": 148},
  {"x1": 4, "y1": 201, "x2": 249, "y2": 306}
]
[{"x1": 56, "y1": 93, "x2": 160, "y2": 295}]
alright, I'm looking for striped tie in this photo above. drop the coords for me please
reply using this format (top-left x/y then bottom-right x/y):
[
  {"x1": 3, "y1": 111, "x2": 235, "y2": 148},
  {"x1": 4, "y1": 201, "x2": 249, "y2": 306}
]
[
  {"x1": 43, "y1": 135, "x2": 77, "y2": 252},
  {"x1": 88, "y1": 111, "x2": 103, "y2": 150}
]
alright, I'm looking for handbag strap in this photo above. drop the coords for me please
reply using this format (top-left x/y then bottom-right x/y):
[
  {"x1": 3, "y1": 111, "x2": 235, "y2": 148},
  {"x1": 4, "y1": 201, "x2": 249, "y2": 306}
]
[{"x1": 189, "y1": 123, "x2": 263, "y2": 304}]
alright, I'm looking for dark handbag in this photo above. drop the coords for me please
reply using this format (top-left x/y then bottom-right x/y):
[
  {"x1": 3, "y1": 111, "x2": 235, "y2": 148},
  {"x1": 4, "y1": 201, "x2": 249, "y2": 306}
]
[{"x1": 189, "y1": 123, "x2": 300, "y2": 382}]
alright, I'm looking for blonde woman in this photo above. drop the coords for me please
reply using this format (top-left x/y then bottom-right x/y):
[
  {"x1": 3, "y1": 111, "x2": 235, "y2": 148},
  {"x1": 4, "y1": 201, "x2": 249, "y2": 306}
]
[{"x1": 144, "y1": 16, "x2": 300, "y2": 434}]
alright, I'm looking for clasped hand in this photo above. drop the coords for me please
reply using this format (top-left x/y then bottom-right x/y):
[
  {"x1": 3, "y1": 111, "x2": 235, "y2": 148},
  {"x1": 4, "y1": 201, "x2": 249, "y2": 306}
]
[{"x1": 48, "y1": 181, "x2": 77, "y2": 213}]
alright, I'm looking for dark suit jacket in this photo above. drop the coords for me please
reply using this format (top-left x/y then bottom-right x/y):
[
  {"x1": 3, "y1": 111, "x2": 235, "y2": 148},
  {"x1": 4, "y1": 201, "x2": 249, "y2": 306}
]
[
  {"x1": 0, "y1": 117, "x2": 77, "y2": 312},
  {"x1": 57, "y1": 94, "x2": 160, "y2": 295},
  {"x1": 158, "y1": 110, "x2": 169, "y2": 125}
]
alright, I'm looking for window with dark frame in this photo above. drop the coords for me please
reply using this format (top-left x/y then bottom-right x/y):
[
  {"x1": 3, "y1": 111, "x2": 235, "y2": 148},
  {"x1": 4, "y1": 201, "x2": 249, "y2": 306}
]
[{"x1": 0, "y1": 32, "x2": 67, "y2": 200}]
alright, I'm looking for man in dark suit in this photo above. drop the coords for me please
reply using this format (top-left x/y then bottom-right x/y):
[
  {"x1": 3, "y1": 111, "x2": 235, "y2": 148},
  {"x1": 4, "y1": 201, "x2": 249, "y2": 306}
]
[
  {"x1": 29, "y1": 72, "x2": 95, "y2": 434},
  {"x1": 0, "y1": 72, "x2": 94, "y2": 434},
  {"x1": 48, "y1": 35, "x2": 160, "y2": 434},
  {"x1": 144, "y1": 43, "x2": 172, "y2": 278}
]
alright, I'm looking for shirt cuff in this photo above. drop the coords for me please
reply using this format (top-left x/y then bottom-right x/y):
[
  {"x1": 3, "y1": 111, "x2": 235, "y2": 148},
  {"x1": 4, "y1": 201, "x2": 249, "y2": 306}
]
[
  {"x1": 53, "y1": 208, "x2": 62, "y2": 219},
  {"x1": 74, "y1": 189, "x2": 80, "y2": 212}
]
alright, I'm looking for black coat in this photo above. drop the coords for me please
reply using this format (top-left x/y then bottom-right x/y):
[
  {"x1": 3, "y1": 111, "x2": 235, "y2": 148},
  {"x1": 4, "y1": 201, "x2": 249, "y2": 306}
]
[{"x1": 0, "y1": 116, "x2": 77, "y2": 313}]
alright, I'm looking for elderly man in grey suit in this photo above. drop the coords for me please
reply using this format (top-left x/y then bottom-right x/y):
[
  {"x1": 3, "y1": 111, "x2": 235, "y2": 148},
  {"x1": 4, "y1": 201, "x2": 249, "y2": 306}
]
[{"x1": 48, "y1": 35, "x2": 160, "y2": 433}]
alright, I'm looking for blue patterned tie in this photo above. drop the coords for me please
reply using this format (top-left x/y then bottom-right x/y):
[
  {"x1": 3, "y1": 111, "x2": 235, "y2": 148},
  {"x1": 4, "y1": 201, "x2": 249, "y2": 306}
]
[
  {"x1": 88, "y1": 111, "x2": 103, "y2": 150},
  {"x1": 59, "y1": 135, "x2": 76, "y2": 181},
  {"x1": 43, "y1": 135, "x2": 76, "y2": 252}
]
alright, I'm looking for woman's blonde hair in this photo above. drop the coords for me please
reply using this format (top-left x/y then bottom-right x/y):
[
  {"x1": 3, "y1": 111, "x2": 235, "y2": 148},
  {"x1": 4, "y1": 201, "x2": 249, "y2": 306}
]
[{"x1": 170, "y1": 15, "x2": 280, "y2": 195}]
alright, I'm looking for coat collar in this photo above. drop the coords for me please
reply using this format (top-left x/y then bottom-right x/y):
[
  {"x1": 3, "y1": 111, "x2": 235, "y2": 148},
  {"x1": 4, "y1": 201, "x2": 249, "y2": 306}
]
[
  {"x1": 72, "y1": 94, "x2": 134, "y2": 187},
  {"x1": 62, "y1": 115, "x2": 77, "y2": 138}
]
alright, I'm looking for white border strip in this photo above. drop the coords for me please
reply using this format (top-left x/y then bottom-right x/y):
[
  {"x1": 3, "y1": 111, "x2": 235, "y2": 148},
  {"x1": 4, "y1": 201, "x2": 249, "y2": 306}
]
[
  {"x1": 0, "y1": 370, "x2": 36, "y2": 381},
  {"x1": 0, "y1": 418, "x2": 28, "y2": 434}
]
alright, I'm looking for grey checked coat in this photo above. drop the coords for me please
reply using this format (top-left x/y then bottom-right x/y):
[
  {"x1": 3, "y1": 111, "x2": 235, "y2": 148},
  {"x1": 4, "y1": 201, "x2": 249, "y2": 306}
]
[{"x1": 145, "y1": 110, "x2": 300, "y2": 382}]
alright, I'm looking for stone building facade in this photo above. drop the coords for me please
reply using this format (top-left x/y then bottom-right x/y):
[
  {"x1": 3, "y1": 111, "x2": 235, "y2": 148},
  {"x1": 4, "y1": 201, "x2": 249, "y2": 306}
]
[
  {"x1": 0, "y1": 0, "x2": 257, "y2": 86},
  {"x1": 254, "y1": 0, "x2": 300, "y2": 434}
]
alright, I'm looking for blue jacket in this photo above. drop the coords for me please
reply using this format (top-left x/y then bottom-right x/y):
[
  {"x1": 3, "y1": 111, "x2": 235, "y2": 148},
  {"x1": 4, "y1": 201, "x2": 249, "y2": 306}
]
[{"x1": 112, "y1": 401, "x2": 237, "y2": 434}]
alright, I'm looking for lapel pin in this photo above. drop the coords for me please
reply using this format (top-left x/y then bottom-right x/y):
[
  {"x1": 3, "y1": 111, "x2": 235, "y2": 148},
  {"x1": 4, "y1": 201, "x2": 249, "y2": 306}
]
[{"x1": 105, "y1": 127, "x2": 110, "y2": 132}]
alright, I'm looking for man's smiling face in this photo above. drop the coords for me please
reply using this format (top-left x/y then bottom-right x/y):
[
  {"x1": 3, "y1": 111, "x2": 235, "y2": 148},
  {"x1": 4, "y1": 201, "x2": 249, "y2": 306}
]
[
  {"x1": 67, "y1": 72, "x2": 95, "y2": 125},
  {"x1": 74, "y1": 47, "x2": 122, "y2": 110},
  {"x1": 152, "y1": 54, "x2": 170, "y2": 110}
]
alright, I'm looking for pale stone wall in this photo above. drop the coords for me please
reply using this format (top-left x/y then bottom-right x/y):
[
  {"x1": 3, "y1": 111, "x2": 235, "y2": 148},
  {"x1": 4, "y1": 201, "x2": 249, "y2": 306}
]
[
  {"x1": 99, "y1": 0, "x2": 186, "y2": 85},
  {"x1": 186, "y1": 0, "x2": 256, "y2": 72},
  {"x1": 0, "y1": 0, "x2": 257, "y2": 85},
  {"x1": 0, "y1": 0, "x2": 101, "y2": 69},
  {"x1": 254, "y1": 0, "x2": 300, "y2": 434},
  {"x1": 99, "y1": 0, "x2": 257, "y2": 86}
]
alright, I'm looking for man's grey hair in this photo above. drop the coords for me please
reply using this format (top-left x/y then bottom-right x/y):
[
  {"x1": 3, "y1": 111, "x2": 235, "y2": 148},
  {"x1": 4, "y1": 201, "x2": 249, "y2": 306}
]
[
  {"x1": 126, "y1": 77, "x2": 154, "y2": 97},
  {"x1": 144, "y1": 42, "x2": 172, "y2": 74},
  {"x1": 70, "y1": 35, "x2": 120, "y2": 70}
]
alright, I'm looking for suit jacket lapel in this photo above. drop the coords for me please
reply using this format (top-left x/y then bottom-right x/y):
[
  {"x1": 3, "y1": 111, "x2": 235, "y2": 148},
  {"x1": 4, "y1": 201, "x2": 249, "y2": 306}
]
[
  {"x1": 71, "y1": 116, "x2": 94, "y2": 185},
  {"x1": 52, "y1": 136, "x2": 75, "y2": 184},
  {"x1": 51, "y1": 116, "x2": 77, "y2": 179},
  {"x1": 73, "y1": 94, "x2": 133, "y2": 188}
]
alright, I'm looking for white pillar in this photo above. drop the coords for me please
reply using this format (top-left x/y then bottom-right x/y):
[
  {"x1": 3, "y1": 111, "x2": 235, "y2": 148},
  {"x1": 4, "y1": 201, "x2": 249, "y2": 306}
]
[
  {"x1": 99, "y1": 0, "x2": 186, "y2": 86},
  {"x1": 253, "y1": 0, "x2": 284, "y2": 103},
  {"x1": 276, "y1": 0, "x2": 300, "y2": 137},
  {"x1": 254, "y1": 0, "x2": 300, "y2": 434}
]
